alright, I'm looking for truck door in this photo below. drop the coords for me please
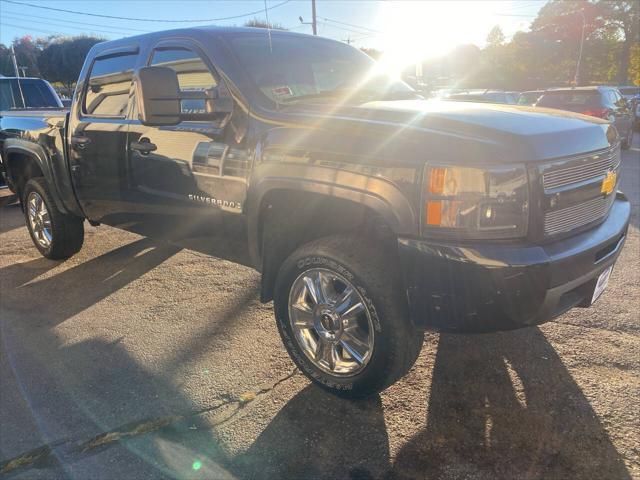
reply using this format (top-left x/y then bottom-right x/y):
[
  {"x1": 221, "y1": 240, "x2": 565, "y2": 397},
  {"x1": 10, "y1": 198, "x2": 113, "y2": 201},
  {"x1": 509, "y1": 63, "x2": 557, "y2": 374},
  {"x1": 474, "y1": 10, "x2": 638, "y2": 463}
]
[
  {"x1": 126, "y1": 41, "x2": 250, "y2": 240},
  {"x1": 68, "y1": 48, "x2": 139, "y2": 224}
]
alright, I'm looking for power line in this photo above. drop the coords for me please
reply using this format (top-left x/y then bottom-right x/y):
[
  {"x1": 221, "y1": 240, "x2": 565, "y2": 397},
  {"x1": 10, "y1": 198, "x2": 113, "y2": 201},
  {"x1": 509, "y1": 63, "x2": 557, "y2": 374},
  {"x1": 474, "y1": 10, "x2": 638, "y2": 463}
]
[
  {"x1": 0, "y1": 0, "x2": 291, "y2": 23},
  {"x1": 1, "y1": 9, "x2": 152, "y2": 33},
  {"x1": 318, "y1": 22, "x2": 378, "y2": 38},
  {"x1": 1, "y1": 13, "x2": 135, "y2": 36},
  {"x1": 1, "y1": 21, "x2": 70, "y2": 36},
  {"x1": 319, "y1": 17, "x2": 382, "y2": 34}
]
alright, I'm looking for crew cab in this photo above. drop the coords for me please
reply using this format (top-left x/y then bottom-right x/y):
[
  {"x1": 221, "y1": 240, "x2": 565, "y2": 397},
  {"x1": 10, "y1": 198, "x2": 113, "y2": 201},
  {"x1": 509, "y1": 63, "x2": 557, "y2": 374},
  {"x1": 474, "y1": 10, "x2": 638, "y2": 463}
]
[{"x1": 0, "y1": 28, "x2": 630, "y2": 397}]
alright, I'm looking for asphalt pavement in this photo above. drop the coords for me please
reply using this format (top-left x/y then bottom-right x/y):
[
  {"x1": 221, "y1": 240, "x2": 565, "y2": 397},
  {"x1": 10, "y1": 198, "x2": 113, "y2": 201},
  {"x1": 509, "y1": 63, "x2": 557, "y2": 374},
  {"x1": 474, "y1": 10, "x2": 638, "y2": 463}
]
[{"x1": 1, "y1": 137, "x2": 639, "y2": 480}]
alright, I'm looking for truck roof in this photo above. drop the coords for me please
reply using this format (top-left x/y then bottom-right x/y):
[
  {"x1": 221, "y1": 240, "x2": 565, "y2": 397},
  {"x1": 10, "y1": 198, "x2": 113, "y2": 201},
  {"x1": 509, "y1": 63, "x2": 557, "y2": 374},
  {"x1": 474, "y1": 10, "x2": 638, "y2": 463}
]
[{"x1": 90, "y1": 25, "x2": 334, "y2": 51}]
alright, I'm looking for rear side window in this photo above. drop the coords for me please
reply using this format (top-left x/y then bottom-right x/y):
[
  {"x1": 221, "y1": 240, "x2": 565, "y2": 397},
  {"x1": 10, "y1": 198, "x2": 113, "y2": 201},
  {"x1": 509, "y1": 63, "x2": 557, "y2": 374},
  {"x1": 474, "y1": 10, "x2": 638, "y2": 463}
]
[
  {"x1": 84, "y1": 52, "x2": 137, "y2": 117},
  {"x1": 537, "y1": 91, "x2": 600, "y2": 108},
  {"x1": 150, "y1": 47, "x2": 217, "y2": 116},
  {"x1": 20, "y1": 80, "x2": 60, "y2": 108},
  {"x1": 0, "y1": 80, "x2": 16, "y2": 110}
]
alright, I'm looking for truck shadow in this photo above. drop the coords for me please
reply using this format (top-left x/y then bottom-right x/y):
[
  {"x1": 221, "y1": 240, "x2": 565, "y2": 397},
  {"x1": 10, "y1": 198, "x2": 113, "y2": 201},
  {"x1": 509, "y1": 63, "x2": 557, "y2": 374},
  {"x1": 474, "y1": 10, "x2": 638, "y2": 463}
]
[
  {"x1": 0, "y1": 203, "x2": 24, "y2": 234},
  {"x1": 393, "y1": 329, "x2": 631, "y2": 479},
  {"x1": 232, "y1": 387, "x2": 390, "y2": 480},
  {"x1": 0, "y1": 237, "x2": 181, "y2": 328},
  {"x1": 0, "y1": 241, "x2": 238, "y2": 479},
  {"x1": 229, "y1": 329, "x2": 631, "y2": 480}
]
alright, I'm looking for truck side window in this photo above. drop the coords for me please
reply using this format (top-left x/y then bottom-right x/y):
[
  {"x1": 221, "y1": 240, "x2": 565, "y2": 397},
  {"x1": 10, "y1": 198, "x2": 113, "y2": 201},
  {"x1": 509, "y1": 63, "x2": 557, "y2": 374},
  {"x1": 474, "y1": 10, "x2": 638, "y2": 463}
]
[
  {"x1": 0, "y1": 80, "x2": 17, "y2": 110},
  {"x1": 84, "y1": 52, "x2": 137, "y2": 117},
  {"x1": 150, "y1": 47, "x2": 217, "y2": 116}
]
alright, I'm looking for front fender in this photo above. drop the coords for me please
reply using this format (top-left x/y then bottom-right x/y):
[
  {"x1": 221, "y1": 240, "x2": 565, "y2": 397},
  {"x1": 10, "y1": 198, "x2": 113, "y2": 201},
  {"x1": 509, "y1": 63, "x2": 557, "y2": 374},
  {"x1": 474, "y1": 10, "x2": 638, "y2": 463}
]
[
  {"x1": 3, "y1": 139, "x2": 70, "y2": 214},
  {"x1": 246, "y1": 161, "x2": 418, "y2": 267}
]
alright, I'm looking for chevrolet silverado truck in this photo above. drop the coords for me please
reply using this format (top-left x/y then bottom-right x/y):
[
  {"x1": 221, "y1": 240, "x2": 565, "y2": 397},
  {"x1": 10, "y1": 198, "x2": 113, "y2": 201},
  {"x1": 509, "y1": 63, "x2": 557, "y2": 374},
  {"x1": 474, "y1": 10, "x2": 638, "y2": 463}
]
[{"x1": 0, "y1": 28, "x2": 631, "y2": 397}]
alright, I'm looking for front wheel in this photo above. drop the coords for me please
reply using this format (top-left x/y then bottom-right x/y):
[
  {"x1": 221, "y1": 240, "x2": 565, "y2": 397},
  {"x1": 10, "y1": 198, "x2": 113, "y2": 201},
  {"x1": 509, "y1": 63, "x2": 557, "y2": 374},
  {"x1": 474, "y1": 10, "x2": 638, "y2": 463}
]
[
  {"x1": 273, "y1": 235, "x2": 423, "y2": 398},
  {"x1": 23, "y1": 177, "x2": 84, "y2": 260}
]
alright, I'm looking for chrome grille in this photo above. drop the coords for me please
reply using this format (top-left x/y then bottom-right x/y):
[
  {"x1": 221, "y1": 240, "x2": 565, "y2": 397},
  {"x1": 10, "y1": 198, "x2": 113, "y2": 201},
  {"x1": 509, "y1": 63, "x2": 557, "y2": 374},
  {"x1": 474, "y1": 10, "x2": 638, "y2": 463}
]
[
  {"x1": 542, "y1": 147, "x2": 620, "y2": 191},
  {"x1": 544, "y1": 195, "x2": 613, "y2": 236}
]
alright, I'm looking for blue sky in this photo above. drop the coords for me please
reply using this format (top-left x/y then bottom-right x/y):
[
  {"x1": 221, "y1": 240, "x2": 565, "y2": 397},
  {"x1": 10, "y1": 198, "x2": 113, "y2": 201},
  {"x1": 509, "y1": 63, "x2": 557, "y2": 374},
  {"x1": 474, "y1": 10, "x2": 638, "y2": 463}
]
[{"x1": 0, "y1": 0, "x2": 544, "y2": 55}]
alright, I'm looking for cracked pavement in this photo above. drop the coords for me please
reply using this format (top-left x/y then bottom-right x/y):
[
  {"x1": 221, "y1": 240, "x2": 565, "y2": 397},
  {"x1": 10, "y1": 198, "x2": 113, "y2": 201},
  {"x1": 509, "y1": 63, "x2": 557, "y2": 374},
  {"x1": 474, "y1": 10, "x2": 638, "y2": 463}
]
[{"x1": 1, "y1": 137, "x2": 639, "y2": 479}]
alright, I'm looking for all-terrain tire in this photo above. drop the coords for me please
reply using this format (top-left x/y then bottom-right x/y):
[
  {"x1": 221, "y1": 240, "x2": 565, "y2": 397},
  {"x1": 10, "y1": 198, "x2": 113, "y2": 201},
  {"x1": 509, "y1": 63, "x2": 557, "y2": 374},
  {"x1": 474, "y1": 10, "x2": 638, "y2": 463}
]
[
  {"x1": 23, "y1": 177, "x2": 84, "y2": 260},
  {"x1": 274, "y1": 235, "x2": 424, "y2": 398}
]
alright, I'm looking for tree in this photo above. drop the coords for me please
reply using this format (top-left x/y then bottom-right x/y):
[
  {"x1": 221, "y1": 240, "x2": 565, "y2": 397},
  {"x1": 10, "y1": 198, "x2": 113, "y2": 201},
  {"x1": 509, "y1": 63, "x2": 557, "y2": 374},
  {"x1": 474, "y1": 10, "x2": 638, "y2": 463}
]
[
  {"x1": 0, "y1": 44, "x2": 15, "y2": 76},
  {"x1": 38, "y1": 36, "x2": 103, "y2": 91},
  {"x1": 595, "y1": 0, "x2": 640, "y2": 84},
  {"x1": 243, "y1": 18, "x2": 286, "y2": 30},
  {"x1": 12, "y1": 35, "x2": 42, "y2": 77},
  {"x1": 486, "y1": 26, "x2": 505, "y2": 47}
]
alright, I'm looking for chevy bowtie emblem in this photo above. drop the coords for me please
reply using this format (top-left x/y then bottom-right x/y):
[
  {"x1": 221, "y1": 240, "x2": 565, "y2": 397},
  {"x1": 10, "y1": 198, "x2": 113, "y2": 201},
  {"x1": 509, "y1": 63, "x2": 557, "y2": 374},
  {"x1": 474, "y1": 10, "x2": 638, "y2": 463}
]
[{"x1": 601, "y1": 170, "x2": 617, "y2": 196}]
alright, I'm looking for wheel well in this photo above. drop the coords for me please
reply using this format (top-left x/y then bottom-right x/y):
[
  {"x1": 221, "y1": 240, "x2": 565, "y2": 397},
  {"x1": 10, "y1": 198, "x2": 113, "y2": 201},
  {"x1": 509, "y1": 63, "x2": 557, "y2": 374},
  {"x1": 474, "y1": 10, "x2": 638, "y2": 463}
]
[
  {"x1": 6, "y1": 152, "x2": 43, "y2": 200},
  {"x1": 258, "y1": 189, "x2": 397, "y2": 302}
]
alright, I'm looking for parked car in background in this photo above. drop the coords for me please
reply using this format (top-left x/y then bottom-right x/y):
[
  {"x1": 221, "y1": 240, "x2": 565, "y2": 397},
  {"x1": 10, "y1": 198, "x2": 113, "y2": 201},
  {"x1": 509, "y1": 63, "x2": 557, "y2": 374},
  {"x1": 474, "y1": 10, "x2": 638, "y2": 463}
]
[
  {"x1": 0, "y1": 77, "x2": 65, "y2": 194},
  {"x1": 0, "y1": 77, "x2": 64, "y2": 111},
  {"x1": 536, "y1": 86, "x2": 634, "y2": 149},
  {"x1": 447, "y1": 90, "x2": 520, "y2": 104},
  {"x1": 518, "y1": 90, "x2": 545, "y2": 105},
  {"x1": 617, "y1": 85, "x2": 639, "y2": 129},
  {"x1": 433, "y1": 88, "x2": 469, "y2": 98}
]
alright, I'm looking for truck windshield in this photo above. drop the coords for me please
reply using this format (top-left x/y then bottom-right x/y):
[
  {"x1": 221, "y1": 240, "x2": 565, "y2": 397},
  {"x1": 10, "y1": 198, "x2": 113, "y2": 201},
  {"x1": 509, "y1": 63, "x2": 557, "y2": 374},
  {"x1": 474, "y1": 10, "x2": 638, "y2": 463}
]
[{"x1": 229, "y1": 34, "x2": 416, "y2": 106}]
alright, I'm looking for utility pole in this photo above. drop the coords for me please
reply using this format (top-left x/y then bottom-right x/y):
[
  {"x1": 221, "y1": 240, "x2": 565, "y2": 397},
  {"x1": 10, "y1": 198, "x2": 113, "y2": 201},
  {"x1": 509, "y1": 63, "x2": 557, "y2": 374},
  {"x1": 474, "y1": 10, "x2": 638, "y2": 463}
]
[
  {"x1": 10, "y1": 45, "x2": 20, "y2": 77},
  {"x1": 574, "y1": 9, "x2": 586, "y2": 86},
  {"x1": 311, "y1": 0, "x2": 317, "y2": 35},
  {"x1": 299, "y1": 1, "x2": 317, "y2": 36}
]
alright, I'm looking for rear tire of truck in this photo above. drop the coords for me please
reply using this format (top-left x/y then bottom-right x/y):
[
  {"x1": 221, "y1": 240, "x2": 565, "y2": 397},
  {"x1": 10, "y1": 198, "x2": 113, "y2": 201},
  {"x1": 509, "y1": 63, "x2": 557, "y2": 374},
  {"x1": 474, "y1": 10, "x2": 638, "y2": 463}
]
[
  {"x1": 273, "y1": 235, "x2": 423, "y2": 398},
  {"x1": 23, "y1": 177, "x2": 84, "y2": 260}
]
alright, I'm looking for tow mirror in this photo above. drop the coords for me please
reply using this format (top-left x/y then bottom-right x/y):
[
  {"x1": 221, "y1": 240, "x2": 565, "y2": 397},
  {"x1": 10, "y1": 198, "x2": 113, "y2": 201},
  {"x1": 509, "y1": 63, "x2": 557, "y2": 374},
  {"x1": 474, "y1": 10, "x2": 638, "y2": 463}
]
[{"x1": 134, "y1": 66, "x2": 180, "y2": 126}]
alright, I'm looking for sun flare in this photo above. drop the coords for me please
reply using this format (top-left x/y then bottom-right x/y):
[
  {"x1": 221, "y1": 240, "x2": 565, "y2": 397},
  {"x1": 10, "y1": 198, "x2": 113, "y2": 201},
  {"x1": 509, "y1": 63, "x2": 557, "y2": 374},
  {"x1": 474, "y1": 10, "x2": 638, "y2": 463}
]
[{"x1": 373, "y1": 1, "x2": 519, "y2": 78}]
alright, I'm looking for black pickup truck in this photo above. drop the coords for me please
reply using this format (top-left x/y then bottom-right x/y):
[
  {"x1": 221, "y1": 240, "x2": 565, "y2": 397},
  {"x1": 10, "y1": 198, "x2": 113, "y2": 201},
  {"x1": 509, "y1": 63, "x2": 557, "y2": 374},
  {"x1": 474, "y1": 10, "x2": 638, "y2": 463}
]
[{"x1": 0, "y1": 27, "x2": 630, "y2": 397}]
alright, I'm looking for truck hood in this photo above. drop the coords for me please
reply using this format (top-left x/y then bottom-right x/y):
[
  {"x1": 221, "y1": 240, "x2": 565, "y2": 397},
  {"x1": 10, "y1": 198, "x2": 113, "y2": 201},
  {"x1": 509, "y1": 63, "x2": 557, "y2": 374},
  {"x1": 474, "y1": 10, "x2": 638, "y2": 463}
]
[{"x1": 282, "y1": 99, "x2": 617, "y2": 165}]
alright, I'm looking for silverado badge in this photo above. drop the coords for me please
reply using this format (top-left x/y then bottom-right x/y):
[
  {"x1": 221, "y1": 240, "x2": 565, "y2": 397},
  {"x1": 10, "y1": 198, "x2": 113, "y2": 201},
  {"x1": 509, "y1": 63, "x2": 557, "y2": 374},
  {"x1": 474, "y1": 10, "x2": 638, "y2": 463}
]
[{"x1": 601, "y1": 170, "x2": 617, "y2": 196}]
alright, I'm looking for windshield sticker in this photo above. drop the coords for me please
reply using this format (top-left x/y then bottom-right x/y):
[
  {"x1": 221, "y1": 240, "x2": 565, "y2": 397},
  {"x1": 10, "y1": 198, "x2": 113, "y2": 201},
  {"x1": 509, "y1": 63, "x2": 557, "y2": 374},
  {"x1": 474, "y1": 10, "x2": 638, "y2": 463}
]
[{"x1": 272, "y1": 86, "x2": 293, "y2": 97}]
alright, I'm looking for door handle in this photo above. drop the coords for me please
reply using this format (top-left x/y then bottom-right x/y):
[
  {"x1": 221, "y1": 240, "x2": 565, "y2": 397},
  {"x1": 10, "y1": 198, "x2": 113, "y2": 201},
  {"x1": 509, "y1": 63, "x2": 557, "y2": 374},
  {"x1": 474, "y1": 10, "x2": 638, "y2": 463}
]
[
  {"x1": 130, "y1": 140, "x2": 157, "y2": 155},
  {"x1": 71, "y1": 135, "x2": 91, "y2": 150}
]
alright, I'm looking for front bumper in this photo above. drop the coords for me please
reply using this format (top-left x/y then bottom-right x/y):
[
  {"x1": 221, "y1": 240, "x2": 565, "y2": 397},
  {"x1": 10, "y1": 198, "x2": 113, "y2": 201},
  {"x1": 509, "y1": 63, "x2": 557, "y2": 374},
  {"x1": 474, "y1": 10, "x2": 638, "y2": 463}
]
[{"x1": 398, "y1": 193, "x2": 631, "y2": 332}]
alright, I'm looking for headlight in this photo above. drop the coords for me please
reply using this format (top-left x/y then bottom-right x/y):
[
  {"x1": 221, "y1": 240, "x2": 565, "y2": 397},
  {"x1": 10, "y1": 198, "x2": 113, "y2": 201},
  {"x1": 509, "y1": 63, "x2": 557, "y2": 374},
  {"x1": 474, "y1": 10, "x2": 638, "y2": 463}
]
[{"x1": 422, "y1": 164, "x2": 529, "y2": 240}]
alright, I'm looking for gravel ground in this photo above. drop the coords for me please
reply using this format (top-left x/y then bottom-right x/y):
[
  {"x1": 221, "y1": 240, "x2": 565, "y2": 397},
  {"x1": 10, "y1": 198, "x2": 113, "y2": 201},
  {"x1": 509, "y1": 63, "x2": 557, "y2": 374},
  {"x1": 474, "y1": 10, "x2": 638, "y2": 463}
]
[{"x1": 1, "y1": 139, "x2": 638, "y2": 480}]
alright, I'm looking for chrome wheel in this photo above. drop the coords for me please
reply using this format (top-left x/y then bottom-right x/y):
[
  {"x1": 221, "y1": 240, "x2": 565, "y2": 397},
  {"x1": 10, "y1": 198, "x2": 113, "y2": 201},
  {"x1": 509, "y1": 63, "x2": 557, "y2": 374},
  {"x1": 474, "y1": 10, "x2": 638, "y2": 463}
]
[
  {"x1": 288, "y1": 268, "x2": 375, "y2": 376},
  {"x1": 27, "y1": 191, "x2": 52, "y2": 249}
]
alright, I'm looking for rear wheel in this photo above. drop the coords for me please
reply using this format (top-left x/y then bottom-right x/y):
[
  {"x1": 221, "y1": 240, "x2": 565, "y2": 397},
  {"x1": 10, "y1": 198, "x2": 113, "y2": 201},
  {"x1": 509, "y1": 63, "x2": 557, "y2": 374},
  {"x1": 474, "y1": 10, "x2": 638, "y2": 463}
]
[
  {"x1": 274, "y1": 235, "x2": 424, "y2": 398},
  {"x1": 23, "y1": 177, "x2": 84, "y2": 260}
]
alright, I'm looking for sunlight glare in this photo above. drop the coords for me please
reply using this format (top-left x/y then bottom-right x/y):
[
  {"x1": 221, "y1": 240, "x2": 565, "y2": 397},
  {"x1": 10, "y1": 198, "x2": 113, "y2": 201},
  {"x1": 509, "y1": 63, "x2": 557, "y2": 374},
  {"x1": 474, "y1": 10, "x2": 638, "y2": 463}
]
[{"x1": 374, "y1": 1, "x2": 511, "y2": 77}]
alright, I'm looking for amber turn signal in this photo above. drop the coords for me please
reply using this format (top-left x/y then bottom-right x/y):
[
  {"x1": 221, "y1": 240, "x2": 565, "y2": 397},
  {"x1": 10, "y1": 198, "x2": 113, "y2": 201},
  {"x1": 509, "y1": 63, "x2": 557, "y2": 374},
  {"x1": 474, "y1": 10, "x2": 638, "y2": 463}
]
[{"x1": 426, "y1": 200, "x2": 442, "y2": 226}]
